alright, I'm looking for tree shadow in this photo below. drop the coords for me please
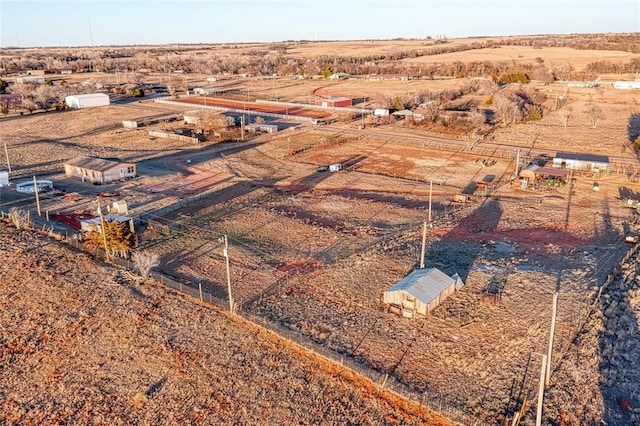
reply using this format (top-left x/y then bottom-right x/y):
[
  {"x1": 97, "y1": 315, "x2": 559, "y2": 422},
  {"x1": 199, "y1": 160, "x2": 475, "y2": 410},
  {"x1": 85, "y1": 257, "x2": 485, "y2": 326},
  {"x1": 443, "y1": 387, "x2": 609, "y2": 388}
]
[
  {"x1": 628, "y1": 112, "x2": 640, "y2": 143},
  {"x1": 628, "y1": 112, "x2": 640, "y2": 159},
  {"x1": 423, "y1": 198, "x2": 503, "y2": 282}
]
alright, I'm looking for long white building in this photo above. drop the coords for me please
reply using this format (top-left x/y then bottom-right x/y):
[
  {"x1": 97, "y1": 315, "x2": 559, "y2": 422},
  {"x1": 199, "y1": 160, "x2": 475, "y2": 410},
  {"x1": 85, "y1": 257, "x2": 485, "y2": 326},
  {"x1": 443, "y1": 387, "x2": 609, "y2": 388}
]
[{"x1": 65, "y1": 93, "x2": 110, "y2": 109}]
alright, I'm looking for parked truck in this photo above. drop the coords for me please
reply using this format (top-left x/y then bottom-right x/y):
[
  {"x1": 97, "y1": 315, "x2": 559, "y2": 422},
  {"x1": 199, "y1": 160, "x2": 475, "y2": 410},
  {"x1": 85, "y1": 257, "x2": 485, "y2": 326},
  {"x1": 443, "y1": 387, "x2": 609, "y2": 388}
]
[{"x1": 329, "y1": 163, "x2": 343, "y2": 172}]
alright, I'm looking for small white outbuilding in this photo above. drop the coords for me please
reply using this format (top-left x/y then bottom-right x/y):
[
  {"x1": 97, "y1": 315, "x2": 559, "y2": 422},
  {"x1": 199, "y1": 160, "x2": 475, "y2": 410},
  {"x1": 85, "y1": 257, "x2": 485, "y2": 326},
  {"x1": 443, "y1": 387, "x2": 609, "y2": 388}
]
[
  {"x1": 65, "y1": 93, "x2": 110, "y2": 109},
  {"x1": 383, "y1": 268, "x2": 464, "y2": 318}
]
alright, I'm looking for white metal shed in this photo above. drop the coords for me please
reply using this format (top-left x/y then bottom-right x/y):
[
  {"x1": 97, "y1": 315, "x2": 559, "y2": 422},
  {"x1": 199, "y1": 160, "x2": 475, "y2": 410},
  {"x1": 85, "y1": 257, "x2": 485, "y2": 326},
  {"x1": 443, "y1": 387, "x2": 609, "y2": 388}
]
[
  {"x1": 65, "y1": 93, "x2": 110, "y2": 109},
  {"x1": 383, "y1": 268, "x2": 464, "y2": 318}
]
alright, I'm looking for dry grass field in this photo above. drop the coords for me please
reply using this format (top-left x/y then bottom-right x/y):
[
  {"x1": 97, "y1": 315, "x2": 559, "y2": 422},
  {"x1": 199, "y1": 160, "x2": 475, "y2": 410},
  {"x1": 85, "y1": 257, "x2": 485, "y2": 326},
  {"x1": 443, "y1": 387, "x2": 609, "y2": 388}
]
[
  {"x1": 2, "y1": 35, "x2": 640, "y2": 425},
  {"x1": 0, "y1": 224, "x2": 454, "y2": 426},
  {"x1": 402, "y1": 45, "x2": 639, "y2": 71}
]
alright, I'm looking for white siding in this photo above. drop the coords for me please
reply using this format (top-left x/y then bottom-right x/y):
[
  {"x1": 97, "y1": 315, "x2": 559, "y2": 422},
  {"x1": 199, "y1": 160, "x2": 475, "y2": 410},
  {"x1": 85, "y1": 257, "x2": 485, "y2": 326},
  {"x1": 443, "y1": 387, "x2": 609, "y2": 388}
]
[{"x1": 65, "y1": 93, "x2": 110, "y2": 109}]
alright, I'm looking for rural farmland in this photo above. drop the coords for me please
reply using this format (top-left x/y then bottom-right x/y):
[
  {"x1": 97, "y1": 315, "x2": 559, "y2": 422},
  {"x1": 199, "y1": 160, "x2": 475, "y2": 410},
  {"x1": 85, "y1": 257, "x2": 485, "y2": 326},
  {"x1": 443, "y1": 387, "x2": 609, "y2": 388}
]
[{"x1": 1, "y1": 31, "x2": 640, "y2": 425}]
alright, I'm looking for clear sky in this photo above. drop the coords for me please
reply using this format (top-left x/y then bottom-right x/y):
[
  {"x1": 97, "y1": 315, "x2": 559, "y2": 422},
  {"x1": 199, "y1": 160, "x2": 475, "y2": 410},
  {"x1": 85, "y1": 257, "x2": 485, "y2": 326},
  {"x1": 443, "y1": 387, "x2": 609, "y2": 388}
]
[{"x1": 0, "y1": 0, "x2": 638, "y2": 48}]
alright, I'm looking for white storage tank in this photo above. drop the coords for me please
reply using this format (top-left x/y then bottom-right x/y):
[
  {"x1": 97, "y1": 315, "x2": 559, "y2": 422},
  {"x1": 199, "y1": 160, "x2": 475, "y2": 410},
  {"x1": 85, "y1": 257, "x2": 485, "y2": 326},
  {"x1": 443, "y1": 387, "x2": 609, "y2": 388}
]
[{"x1": 65, "y1": 93, "x2": 110, "y2": 109}]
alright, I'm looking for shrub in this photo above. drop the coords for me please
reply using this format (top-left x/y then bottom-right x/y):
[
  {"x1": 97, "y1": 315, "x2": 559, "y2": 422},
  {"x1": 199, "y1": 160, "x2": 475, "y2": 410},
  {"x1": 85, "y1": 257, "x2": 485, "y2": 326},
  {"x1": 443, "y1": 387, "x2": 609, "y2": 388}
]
[
  {"x1": 132, "y1": 88, "x2": 145, "y2": 97},
  {"x1": 83, "y1": 220, "x2": 135, "y2": 258},
  {"x1": 132, "y1": 251, "x2": 160, "y2": 278},
  {"x1": 500, "y1": 72, "x2": 529, "y2": 84},
  {"x1": 526, "y1": 104, "x2": 543, "y2": 121},
  {"x1": 8, "y1": 208, "x2": 29, "y2": 229}
]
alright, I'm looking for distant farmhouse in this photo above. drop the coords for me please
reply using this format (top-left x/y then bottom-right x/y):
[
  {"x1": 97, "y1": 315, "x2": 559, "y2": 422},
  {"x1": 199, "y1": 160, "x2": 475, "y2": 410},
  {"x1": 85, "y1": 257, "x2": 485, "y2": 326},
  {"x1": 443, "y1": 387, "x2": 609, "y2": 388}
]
[
  {"x1": 64, "y1": 156, "x2": 136, "y2": 184},
  {"x1": 328, "y1": 72, "x2": 349, "y2": 80}
]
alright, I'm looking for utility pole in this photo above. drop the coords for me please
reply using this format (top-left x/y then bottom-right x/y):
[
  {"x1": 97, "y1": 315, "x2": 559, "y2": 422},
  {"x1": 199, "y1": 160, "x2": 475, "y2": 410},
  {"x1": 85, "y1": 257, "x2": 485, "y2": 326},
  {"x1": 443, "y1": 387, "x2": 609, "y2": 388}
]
[
  {"x1": 33, "y1": 176, "x2": 41, "y2": 216},
  {"x1": 515, "y1": 149, "x2": 521, "y2": 177},
  {"x1": 420, "y1": 221, "x2": 427, "y2": 269},
  {"x1": 4, "y1": 143, "x2": 11, "y2": 174},
  {"x1": 97, "y1": 198, "x2": 110, "y2": 262},
  {"x1": 428, "y1": 180, "x2": 433, "y2": 223},
  {"x1": 546, "y1": 292, "x2": 559, "y2": 386},
  {"x1": 222, "y1": 235, "x2": 234, "y2": 313},
  {"x1": 536, "y1": 354, "x2": 547, "y2": 426},
  {"x1": 240, "y1": 115, "x2": 245, "y2": 141}
]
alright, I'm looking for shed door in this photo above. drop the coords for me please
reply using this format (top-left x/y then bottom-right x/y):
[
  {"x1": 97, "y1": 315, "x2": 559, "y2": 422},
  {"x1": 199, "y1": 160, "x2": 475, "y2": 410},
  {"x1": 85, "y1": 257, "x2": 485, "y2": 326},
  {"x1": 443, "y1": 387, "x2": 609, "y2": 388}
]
[{"x1": 119, "y1": 168, "x2": 125, "y2": 177}]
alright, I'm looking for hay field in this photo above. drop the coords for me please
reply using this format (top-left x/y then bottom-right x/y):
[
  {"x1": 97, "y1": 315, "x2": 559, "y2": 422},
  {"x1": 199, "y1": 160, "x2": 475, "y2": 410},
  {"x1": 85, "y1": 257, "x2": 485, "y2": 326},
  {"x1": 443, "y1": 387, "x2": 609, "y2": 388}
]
[{"x1": 403, "y1": 45, "x2": 640, "y2": 71}]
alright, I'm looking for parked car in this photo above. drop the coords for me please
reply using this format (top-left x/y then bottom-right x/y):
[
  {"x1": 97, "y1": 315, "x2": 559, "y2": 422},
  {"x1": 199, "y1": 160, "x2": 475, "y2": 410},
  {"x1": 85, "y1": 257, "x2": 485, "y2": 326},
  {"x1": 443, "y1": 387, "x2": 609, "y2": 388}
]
[{"x1": 316, "y1": 165, "x2": 329, "y2": 172}]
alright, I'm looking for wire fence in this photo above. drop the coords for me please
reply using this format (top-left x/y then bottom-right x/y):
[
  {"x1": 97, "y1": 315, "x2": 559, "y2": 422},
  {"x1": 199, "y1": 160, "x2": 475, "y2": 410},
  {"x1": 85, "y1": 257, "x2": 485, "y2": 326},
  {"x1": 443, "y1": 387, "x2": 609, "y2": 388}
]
[{"x1": 1, "y1": 208, "x2": 483, "y2": 425}]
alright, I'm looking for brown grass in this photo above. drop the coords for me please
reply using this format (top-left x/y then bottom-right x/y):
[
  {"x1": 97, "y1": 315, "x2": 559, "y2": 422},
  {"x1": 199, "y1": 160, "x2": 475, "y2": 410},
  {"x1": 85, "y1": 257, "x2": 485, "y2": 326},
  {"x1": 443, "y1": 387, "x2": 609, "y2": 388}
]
[{"x1": 0, "y1": 223, "x2": 454, "y2": 425}]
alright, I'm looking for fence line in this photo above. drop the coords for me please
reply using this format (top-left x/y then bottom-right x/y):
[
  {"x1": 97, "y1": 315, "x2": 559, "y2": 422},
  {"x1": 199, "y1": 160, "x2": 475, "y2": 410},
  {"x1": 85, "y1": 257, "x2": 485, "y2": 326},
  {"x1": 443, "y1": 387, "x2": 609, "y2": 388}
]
[
  {"x1": 1, "y1": 204, "x2": 480, "y2": 425},
  {"x1": 154, "y1": 98, "x2": 314, "y2": 122},
  {"x1": 254, "y1": 99, "x2": 373, "y2": 115}
]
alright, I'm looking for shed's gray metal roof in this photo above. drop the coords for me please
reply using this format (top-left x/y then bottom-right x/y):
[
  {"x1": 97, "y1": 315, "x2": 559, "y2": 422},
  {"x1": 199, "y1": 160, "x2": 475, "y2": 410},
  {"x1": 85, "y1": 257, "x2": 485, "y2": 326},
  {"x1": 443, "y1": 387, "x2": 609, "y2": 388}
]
[
  {"x1": 68, "y1": 93, "x2": 109, "y2": 99},
  {"x1": 65, "y1": 156, "x2": 134, "y2": 172},
  {"x1": 554, "y1": 152, "x2": 609, "y2": 164},
  {"x1": 384, "y1": 268, "x2": 455, "y2": 304}
]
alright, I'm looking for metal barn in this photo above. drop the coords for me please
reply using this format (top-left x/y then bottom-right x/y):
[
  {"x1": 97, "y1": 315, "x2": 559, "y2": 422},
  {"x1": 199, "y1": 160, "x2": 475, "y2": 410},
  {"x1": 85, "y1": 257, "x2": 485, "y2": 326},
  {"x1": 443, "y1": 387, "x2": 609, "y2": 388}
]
[
  {"x1": 383, "y1": 268, "x2": 464, "y2": 318},
  {"x1": 65, "y1": 93, "x2": 110, "y2": 109},
  {"x1": 552, "y1": 152, "x2": 610, "y2": 172},
  {"x1": 315, "y1": 97, "x2": 353, "y2": 108}
]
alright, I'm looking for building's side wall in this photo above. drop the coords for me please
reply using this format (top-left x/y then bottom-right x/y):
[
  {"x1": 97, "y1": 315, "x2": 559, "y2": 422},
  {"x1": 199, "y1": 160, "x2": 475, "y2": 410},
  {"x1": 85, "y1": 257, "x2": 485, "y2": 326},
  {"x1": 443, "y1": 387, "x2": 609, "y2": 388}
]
[
  {"x1": 104, "y1": 165, "x2": 136, "y2": 182},
  {"x1": 383, "y1": 290, "x2": 404, "y2": 306},
  {"x1": 65, "y1": 164, "x2": 104, "y2": 183}
]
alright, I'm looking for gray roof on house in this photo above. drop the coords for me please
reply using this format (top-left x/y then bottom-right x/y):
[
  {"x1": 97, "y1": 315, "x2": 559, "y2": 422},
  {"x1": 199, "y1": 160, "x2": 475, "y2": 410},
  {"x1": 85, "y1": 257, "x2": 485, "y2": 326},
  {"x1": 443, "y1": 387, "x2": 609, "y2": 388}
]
[
  {"x1": 65, "y1": 156, "x2": 134, "y2": 172},
  {"x1": 384, "y1": 268, "x2": 455, "y2": 304}
]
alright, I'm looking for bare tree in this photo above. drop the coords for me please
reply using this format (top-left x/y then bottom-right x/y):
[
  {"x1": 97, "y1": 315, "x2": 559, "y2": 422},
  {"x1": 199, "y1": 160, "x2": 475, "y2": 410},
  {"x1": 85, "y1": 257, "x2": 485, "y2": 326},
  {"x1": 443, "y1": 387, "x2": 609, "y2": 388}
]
[
  {"x1": 132, "y1": 251, "x2": 160, "y2": 278},
  {"x1": 584, "y1": 104, "x2": 604, "y2": 129},
  {"x1": 164, "y1": 76, "x2": 185, "y2": 95},
  {"x1": 8, "y1": 207, "x2": 30, "y2": 229},
  {"x1": 494, "y1": 93, "x2": 520, "y2": 126},
  {"x1": 0, "y1": 98, "x2": 10, "y2": 116},
  {"x1": 559, "y1": 107, "x2": 572, "y2": 131},
  {"x1": 201, "y1": 111, "x2": 230, "y2": 134}
]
